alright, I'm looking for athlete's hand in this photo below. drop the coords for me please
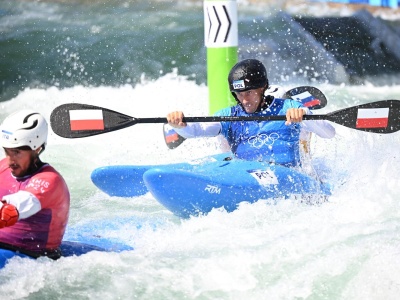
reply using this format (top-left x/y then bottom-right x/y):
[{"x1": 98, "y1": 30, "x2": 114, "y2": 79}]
[
  {"x1": 0, "y1": 202, "x2": 19, "y2": 228},
  {"x1": 167, "y1": 111, "x2": 187, "y2": 128},
  {"x1": 285, "y1": 108, "x2": 305, "y2": 125}
]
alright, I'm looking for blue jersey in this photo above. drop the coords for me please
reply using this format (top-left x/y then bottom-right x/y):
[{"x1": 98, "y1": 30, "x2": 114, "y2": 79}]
[{"x1": 215, "y1": 98, "x2": 304, "y2": 166}]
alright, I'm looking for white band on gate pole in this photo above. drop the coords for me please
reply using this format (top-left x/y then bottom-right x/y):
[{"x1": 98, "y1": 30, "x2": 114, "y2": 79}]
[
  {"x1": 204, "y1": 1, "x2": 238, "y2": 48},
  {"x1": 204, "y1": 0, "x2": 238, "y2": 114}
]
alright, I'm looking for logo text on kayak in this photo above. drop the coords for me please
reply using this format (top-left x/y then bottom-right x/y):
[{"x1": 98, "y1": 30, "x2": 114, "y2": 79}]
[
  {"x1": 249, "y1": 169, "x2": 279, "y2": 186},
  {"x1": 205, "y1": 185, "x2": 221, "y2": 194}
]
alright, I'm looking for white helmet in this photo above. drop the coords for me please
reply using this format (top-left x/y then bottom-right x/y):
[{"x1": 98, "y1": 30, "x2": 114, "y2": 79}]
[{"x1": 1, "y1": 110, "x2": 48, "y2": 150}]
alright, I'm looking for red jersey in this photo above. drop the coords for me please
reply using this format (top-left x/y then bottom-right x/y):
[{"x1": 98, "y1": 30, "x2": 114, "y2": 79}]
[{"x1": 0, "y1": 158, "x2": 70, "y2": 254}]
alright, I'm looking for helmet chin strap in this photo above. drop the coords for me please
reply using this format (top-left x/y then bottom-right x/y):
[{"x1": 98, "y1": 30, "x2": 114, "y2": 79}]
[{"x1": 36, "y1": 144, "x2": 45, "y2": 156}]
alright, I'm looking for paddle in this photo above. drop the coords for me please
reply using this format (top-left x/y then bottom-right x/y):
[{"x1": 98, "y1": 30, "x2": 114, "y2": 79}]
[
  {"x1": 164, "y1": 85, "x2": 328, "y2": 149},
  {"x1": 50, "y1": 100, "x2": 400, "y2": 139},
  {"x1": 282, "y1": 86, "x2": 327, "y2": 109}
]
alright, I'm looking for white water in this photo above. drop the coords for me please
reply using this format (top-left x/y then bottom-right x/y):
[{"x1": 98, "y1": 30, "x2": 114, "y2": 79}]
[{"x1": 0, "y1": 75, "x2": 399, "y2": 299}]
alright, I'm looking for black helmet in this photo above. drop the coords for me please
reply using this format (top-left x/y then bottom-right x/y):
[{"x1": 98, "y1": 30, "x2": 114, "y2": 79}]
[{"x1": 228, "y1": 59, "x2": 269, "y2": 92}]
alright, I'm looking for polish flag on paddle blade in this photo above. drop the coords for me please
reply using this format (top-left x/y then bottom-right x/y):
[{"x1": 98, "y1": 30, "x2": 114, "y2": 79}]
[
  {"x1": 69, "y1": 110, "x2": 105, "y2": 131},
  {"x1": 291, "y1": 91, "x2": 320, "y2": 107},
  {"x1": 356, "y1": 107, "x2": 389, "y2": 128}
]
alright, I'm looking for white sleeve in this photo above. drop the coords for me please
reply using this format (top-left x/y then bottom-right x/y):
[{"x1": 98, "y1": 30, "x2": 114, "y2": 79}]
[
  {"x1": 2, "y1": 191, "x2": 42, "y2": 219},
  {"x1": 174, "y1": 122, "x2": 222, "y2": 138},
  {"x1": 301, "y1": 120, "x2": 336, "y2": 139}
]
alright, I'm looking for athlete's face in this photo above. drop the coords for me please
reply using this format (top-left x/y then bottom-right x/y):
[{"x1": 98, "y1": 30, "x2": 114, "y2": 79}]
[
  {"x1": 234, "y1": 87, "x2": 264, "y2": 113},
  {"x1": 3, "y1": 147, "x2": 36, "y2": 177}
]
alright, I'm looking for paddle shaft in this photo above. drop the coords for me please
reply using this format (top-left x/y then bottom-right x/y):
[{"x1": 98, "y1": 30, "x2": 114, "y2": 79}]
[
  {"x1": 50, "y1": 100, "x2": 400, "y2": 138},
  {"x1": 139, "y1": 114, "x2": 327, "y2": 124}
]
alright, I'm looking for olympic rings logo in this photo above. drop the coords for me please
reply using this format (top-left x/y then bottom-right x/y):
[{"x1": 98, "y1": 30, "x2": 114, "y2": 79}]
[{"x1": 247, "y1": 133, "x2": 279, "y2": 148}]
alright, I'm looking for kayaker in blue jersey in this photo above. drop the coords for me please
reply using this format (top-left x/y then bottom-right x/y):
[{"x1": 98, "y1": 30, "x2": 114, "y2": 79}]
[{"x1": 167, "y1": 59, "x2": 335, "y2": 167}]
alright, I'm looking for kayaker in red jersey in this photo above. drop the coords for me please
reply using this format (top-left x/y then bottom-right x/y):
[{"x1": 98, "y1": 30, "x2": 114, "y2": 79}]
[{"x1": 0, "y1": 110, "x2": 70, "y2": 259}]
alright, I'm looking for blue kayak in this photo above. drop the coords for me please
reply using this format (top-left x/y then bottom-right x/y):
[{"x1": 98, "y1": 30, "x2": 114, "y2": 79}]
[
  {"x1": 91, "y1": 160, "x2": 201, "y2": 197},
  {"x1": 0, "y1": 241, "x2": 117, "y2": 268},
  {"x1": 92, "y1": 153, "x2": 331, "y2": 218},
  {"x1": 0, "y1": 220, "x2": 133, "y2": 268}
]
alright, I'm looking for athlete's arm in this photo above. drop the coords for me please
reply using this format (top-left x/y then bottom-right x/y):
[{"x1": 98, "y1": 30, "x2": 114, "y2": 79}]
[
  {"x1": 0, "y1": 191, "x2": 41, "y2": 228},
  {"x1": 292, "y1": 105, "x2": 335, "y2": 139},
  {"x1": 301, "y1": 120, "x2": 336, "y2": 139},
  {"x1": 2, "y1": 190, "x2": 41, "y2": 219},
  {"x1": 174, "y1": 122, "x2": 221, "y2": 138},
  {"x1": 166, "y1": 111, "x2": 222, "y2": 138}
]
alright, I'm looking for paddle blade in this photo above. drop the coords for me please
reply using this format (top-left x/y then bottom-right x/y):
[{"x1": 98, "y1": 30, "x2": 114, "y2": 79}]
[
  {"x1": 284, "y1": 86, "x2": 327, "y2": 110},
  {"x1": 327, "y1": 100, "x2": 400, "y2": 134},
  {"x1": 163, "y1": 124, "x2": 186, "y2": 149},
  {"x1": 50, "y1": 103, "x2": 137, "y2": 138}
]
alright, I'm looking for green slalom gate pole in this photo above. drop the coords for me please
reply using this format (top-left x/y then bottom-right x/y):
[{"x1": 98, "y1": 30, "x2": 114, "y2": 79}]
[{"x1": 204, "y1": 0, "x2": 238, "y2": 114}]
